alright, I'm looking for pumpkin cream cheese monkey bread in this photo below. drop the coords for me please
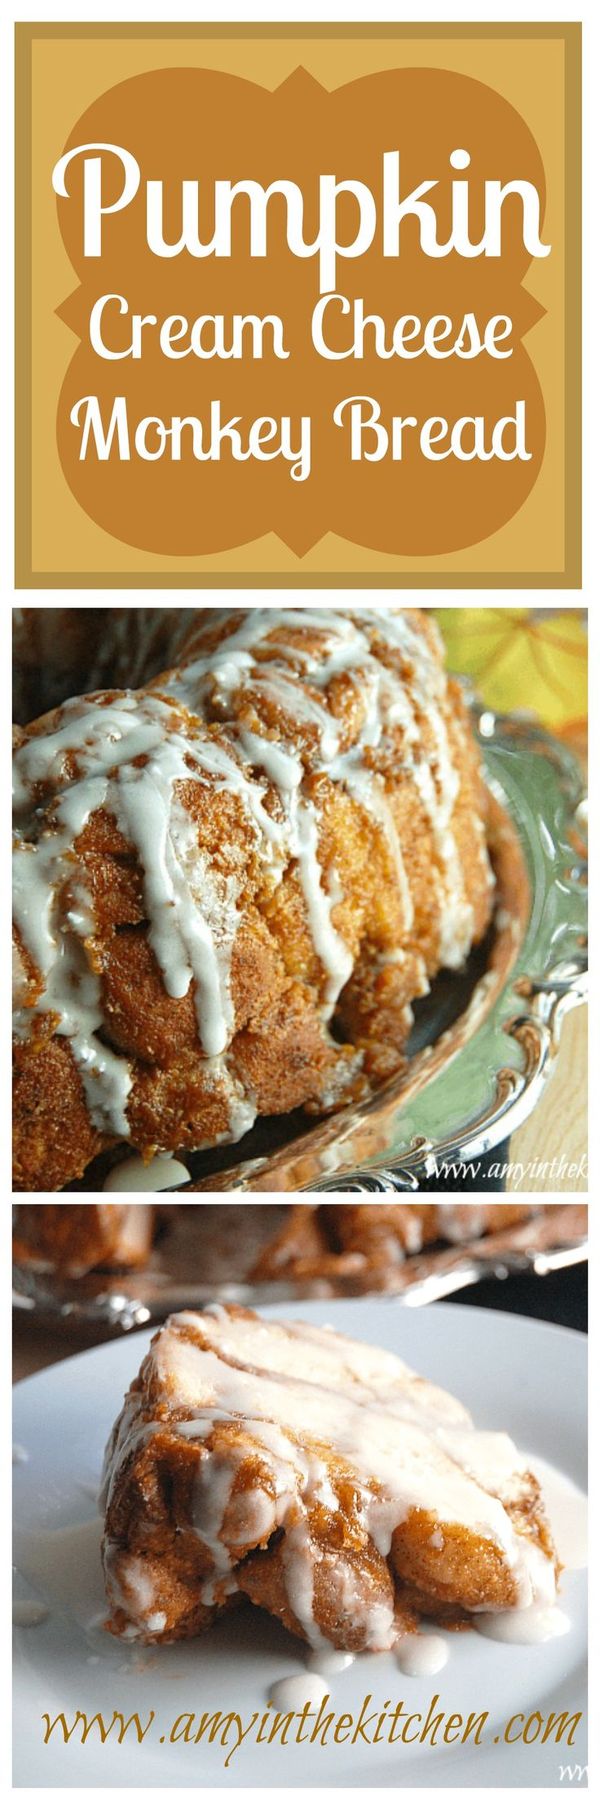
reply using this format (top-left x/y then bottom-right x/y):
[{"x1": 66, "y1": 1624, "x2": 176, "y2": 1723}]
[
  {"x1": 100, "y1": 1303, "x2": 559, "y2": 1651},
  {"x1": 12, "y1": 608, "x2": 493, "y2": 1191}
]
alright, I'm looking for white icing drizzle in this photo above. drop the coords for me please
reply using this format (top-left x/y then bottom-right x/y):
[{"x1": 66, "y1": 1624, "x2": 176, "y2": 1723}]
[
  {"x1": 102, "y1": 1309, "x2": 557, "y2": 1655},
  {"x1": 292, "y1": 800, "x2": 353, "y2": 1010},
  {"x1": 102, "y1": 1544, "x2": 167, "y2": 1638},
  {"x1": 234, "y1": 725, "x2": 352, "y2": 1011},
  {"x1": 168, "y1": 605, "x2": 489, "y2": 967},
  {"x1": 282, "y1": 1515, "x2": 329, "y2": 1649},
  {"x1": 307, "y1": 1647, "x2": 354, "y2": 1675},
  {"x1": 120, "y1": 1556, "x2": 158, "y2": 1615},
  {"x1": 193, "y1": 1453, "x2": 238, "y2": 1600},
  {"x1": 14, "y1": 607, "x2": 492, "y2": 1152},
  {"x1": 103, "y1": 1154, "x2": 189, "y2": 1192},
  {"x1": 13, "y1": 691, "x2": 278, "y2": 1134},
  {"x1": 528, "y1": 1457, "x2": 587, "y2": 1572},
  {"x1": 474, "y1": 1606, "x2": 571, "y2": 1645},
  {"x1": 395, "y1": 1631, "x2": 450, "y2": 1676},
  {"x1": 268, "y1": 1673, "x2": 329, "y2": 1711}
]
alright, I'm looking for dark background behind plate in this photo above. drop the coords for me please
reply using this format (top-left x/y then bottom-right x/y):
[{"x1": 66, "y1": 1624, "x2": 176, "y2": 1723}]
[{"x1": 445, "y1": 1263, "x2": 587, "y2": 1331}]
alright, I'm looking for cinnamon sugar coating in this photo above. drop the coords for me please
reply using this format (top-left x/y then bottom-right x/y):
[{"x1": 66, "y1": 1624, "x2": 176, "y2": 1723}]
[{"x1": 13, "y1": 610, "x2": 493, "y2": 1190}]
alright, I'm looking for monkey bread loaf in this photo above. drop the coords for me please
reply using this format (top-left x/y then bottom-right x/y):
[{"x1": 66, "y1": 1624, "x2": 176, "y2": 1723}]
[
  {"x1": 13, "y1": 608, "x2": 494, "y2": 1190},
  {"x1": 100, "y1": 1303, "x2": 558, "y2": 1650}
]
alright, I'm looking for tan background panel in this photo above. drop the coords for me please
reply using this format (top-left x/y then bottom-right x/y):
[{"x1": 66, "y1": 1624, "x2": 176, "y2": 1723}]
[{"x1": 19, "y1": 25, "x2": 576, "y2": 584}]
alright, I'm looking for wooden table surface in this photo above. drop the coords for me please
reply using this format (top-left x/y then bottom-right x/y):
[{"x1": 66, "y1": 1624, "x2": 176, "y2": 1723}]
[{"x1": 506, "y1": 1007, "x2": 587, "y2": 1193}]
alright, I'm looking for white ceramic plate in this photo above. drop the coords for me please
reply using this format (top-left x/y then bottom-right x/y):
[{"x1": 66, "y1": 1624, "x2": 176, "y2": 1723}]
[{"x1": 13, "y1": 1299, "x2": 587, "y2": 1789}]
